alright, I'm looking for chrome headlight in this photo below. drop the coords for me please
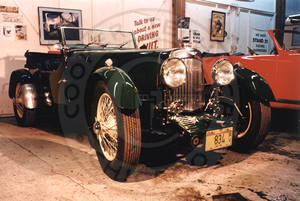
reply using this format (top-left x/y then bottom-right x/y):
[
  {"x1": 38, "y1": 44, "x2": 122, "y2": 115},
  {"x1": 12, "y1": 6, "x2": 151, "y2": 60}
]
[
  {"x1": 161, "y1": 58, "x2": 186, "y2": 88},
  {"x1": 211, "y1": 59, "x2": 234, "y2": 85}
]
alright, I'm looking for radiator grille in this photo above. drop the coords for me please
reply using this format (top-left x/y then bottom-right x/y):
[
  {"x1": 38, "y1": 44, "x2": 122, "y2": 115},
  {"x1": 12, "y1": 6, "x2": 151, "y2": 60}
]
[{"x1": 165, "y1": 58, "x2": 204, "y2": 112}]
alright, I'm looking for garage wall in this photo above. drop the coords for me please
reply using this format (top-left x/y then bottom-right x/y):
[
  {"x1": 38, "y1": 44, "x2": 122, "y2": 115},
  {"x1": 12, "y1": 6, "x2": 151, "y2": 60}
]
[
  {"x1": 92, "y1": 0, "x2": 172, "y2": 49},
  {"x1": 185, "y1": 0, "x2": 276, "y2": 54},
  {"x1": 0, "y1": 0, "x2": 172, "y2": 116}
]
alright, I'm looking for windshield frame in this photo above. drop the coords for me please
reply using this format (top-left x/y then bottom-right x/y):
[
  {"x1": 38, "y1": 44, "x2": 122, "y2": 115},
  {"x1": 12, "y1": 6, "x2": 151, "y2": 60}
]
[
  {"x1": 268, "y1": 29, "x2": 300, "y2": 54},
  {"x1": 59, "y1": 26, "x2": 138, "y2": 50}
]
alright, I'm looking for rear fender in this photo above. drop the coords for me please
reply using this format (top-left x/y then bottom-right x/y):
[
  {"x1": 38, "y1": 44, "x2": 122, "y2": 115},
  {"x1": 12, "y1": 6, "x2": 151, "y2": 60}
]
[
  {"x1": 93, "y1": 67, "x2": 141, "y2": 109},
  {"x1": 18, "y1": 84, "x2": 37, "y2": 109},
  {"x1": 234, "y1": 67, "x2": 275, "y2": 101},
  {"x1": 9, "y1": 69, "x2": 33, "y2": 99}
]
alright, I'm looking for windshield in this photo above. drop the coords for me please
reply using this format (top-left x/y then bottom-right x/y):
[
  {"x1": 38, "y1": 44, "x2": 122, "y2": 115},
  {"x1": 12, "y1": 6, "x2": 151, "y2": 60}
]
[{"x1": 59, "y1": 27, "x2": 137, "y2": 49}]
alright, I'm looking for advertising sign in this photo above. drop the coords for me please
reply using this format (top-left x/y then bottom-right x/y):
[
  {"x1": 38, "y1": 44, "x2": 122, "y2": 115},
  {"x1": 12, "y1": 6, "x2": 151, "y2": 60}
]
[{"x1": 251, "y1": 28, "x2": 269, "y2": 55}]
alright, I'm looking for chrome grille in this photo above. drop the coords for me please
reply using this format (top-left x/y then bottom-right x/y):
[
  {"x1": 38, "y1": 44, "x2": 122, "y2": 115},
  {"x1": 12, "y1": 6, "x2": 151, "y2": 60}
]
[{"x1": 165, "y1": 58, "x2": 204, "y2": 112}]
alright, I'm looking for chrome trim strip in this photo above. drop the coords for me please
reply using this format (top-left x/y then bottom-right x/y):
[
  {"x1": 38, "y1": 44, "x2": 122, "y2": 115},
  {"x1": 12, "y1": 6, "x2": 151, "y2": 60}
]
[{"x1": 275, "y1": 99, "x2": 300, "y2": 105}]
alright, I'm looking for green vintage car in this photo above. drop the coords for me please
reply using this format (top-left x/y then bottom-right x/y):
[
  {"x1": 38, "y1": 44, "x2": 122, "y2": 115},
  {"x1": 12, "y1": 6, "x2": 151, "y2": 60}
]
[{"x1": 8, "y1": 27, "x2": 274, "y2": 181}]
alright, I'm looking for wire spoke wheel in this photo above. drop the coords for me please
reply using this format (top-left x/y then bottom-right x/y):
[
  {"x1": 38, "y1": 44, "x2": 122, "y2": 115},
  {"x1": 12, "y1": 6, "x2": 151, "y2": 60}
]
[
  {"x1": 230, "y1": 99, "x2": 271, "y2": 153},
  {"x1": 96, "y1": 93, "x2": 118, "y2": 161},
  {"x1": 15, "y1": 83, "x2": 25, "y2": 118},
  {"x1": 237, "y1": 102, "x2": 252, "y2": 138},
  {"x1": 89, "y1": 80, "x2": 141, "y2": 181}
]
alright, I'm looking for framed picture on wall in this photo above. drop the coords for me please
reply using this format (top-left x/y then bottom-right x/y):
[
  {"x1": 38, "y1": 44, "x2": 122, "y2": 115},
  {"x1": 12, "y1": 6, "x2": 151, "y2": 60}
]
[
  {"x1": 38, "y1": 7, "x2": 82, "y2": 45},
  {"x1": 210, "y1": 11, "x2": 226, "y2": 42}
]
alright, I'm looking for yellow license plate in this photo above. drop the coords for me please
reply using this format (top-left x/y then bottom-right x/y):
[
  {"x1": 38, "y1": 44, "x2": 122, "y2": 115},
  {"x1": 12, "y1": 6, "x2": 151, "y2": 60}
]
[{"x1": 205, "y1": 127, "x2": 233, "y2": 151}]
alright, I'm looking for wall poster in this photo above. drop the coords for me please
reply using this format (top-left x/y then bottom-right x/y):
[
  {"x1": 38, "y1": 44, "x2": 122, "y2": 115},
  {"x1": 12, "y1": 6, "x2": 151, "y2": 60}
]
[
  {"x1": 131, "y1": 12, "x2": 163, "y2": 49},
  {"x1": 210, "y1": 11, "x2": 226, "y2": 42},
  {"x1": 0, "y1": 24, "x2": 14, "y2": 40},
  {"x1": 1, "y1": 14, "x2": 23, "y2": 23},
  {"x1": 191, "y1": 30, "x2": 201, "y2": 48},
  {"x1": 15, "y1": 25, "x2": 27, "y2": 41},
  {"x1": 0, "y1": 6, "x2": 19, "y2": 13},
  {"x1": 178, "y1": 17, "x2": 190, "y2": 29},
  {"x1": 38, "y1": 7, "x2": 82, "y2": 45},
  {"x1": 251, "y1": 28, "x2": 269, "y2": 55}
]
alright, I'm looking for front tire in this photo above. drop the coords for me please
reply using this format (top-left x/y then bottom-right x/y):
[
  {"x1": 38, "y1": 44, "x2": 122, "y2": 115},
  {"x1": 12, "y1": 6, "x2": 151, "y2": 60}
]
[
  {"x1": 230, "y1": 99, "x2": 271, "y2": 153},
  {"x1": 13, "y1": 83, "x2": 35, "y2": 127},
  {"x1": 90, "y1": 80, "x2": 141, "y2": 181}
]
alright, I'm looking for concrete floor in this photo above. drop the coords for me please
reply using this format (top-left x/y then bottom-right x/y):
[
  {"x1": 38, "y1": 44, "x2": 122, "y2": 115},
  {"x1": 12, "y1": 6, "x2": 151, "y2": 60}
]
[{"x1": 0, "y1": 108, "x2": 299, "y2": 201}]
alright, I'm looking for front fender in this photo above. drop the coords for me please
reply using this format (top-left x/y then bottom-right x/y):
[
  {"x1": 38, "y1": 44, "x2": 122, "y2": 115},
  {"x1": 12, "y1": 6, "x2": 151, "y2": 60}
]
[
  {"x1": 94, "y1": 67, "x2": 141, "y2": 109},
  {"x1": 234, "y1": 67, "x2": 275, "y2": 101},
  {"x1": 9, "y1": 69, "x2": 33, "y2": 99}
]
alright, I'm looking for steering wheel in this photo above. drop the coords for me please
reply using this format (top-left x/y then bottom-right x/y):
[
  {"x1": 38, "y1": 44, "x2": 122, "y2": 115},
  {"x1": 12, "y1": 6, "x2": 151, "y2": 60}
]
[
  {"x1": 247, "y1": 46, "x2": 257, "y2": 55},
  {"x1": 270, "y1": 47, "x2": 277, "y2": 55}
]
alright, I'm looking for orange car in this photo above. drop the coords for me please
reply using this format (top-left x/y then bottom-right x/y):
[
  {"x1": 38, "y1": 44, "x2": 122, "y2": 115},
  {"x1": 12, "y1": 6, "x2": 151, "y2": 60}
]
[{"x1": 203, "y1": 29, "x2": 300, "y2": 109}]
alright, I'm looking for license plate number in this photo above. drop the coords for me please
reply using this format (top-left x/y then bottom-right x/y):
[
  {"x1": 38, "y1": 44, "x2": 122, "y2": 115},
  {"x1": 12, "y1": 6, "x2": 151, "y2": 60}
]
[{"x1": 205, "y1": 127, "x2": 233, "y2": 151}]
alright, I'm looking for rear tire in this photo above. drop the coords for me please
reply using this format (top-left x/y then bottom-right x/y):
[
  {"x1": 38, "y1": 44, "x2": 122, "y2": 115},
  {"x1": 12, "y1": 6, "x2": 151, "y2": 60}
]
[
  {"x1": 13, "y1": 83, "x2": 35, "y2": 127},
  {"x1": 90, "y1": 80, "x2": 141, "y2": 181},
  {"x1": 230, "y1": 99, "x2": 271, "y2": 153}
]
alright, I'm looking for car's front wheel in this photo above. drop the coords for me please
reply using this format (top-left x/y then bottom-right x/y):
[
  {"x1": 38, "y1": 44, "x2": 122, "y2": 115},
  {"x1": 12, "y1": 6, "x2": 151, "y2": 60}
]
[
  {"x1": 13, "y1": 83, "x2": 35, "y2": 127},
  {"x1": 90, "y1": 80, "x2": 141, "y2": 181},
  {"x1": 230, "y1": 99, "x2": 271, "y2": 153}
]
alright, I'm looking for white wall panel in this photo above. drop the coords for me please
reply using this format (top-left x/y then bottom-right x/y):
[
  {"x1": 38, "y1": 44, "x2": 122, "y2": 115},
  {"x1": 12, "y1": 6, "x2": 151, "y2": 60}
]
[
  {"x1": 186, "y1": 2, "x2": 232, "y2": 53},
  {"x1": 185, "y1": 0, "x2": 275, "y2": 54},
  {"x1": 193, "y1": 0, "x2": 275, "y2": 13},
  {"x1": 235, "y1": 10, "x2": 250, "y2": 53},
  {"x1": 91, "y1": 0, "x2": 123, "y2": 29},
  {"x1": 91, "y1": 0, "x2": 172, "y2": 48}
]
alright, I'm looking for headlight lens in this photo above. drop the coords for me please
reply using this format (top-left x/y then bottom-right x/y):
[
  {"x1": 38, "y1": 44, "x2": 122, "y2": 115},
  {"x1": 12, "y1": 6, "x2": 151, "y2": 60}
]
[
  {"x1": 54, "y1": 43, "x2": 63, "y2": 50},
  {"x1": 162, "y1": 58, "x2": 186, "y2": 88},
  {"x1": 211, "y1": 59, "x2": 234, "y2": 85}
]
